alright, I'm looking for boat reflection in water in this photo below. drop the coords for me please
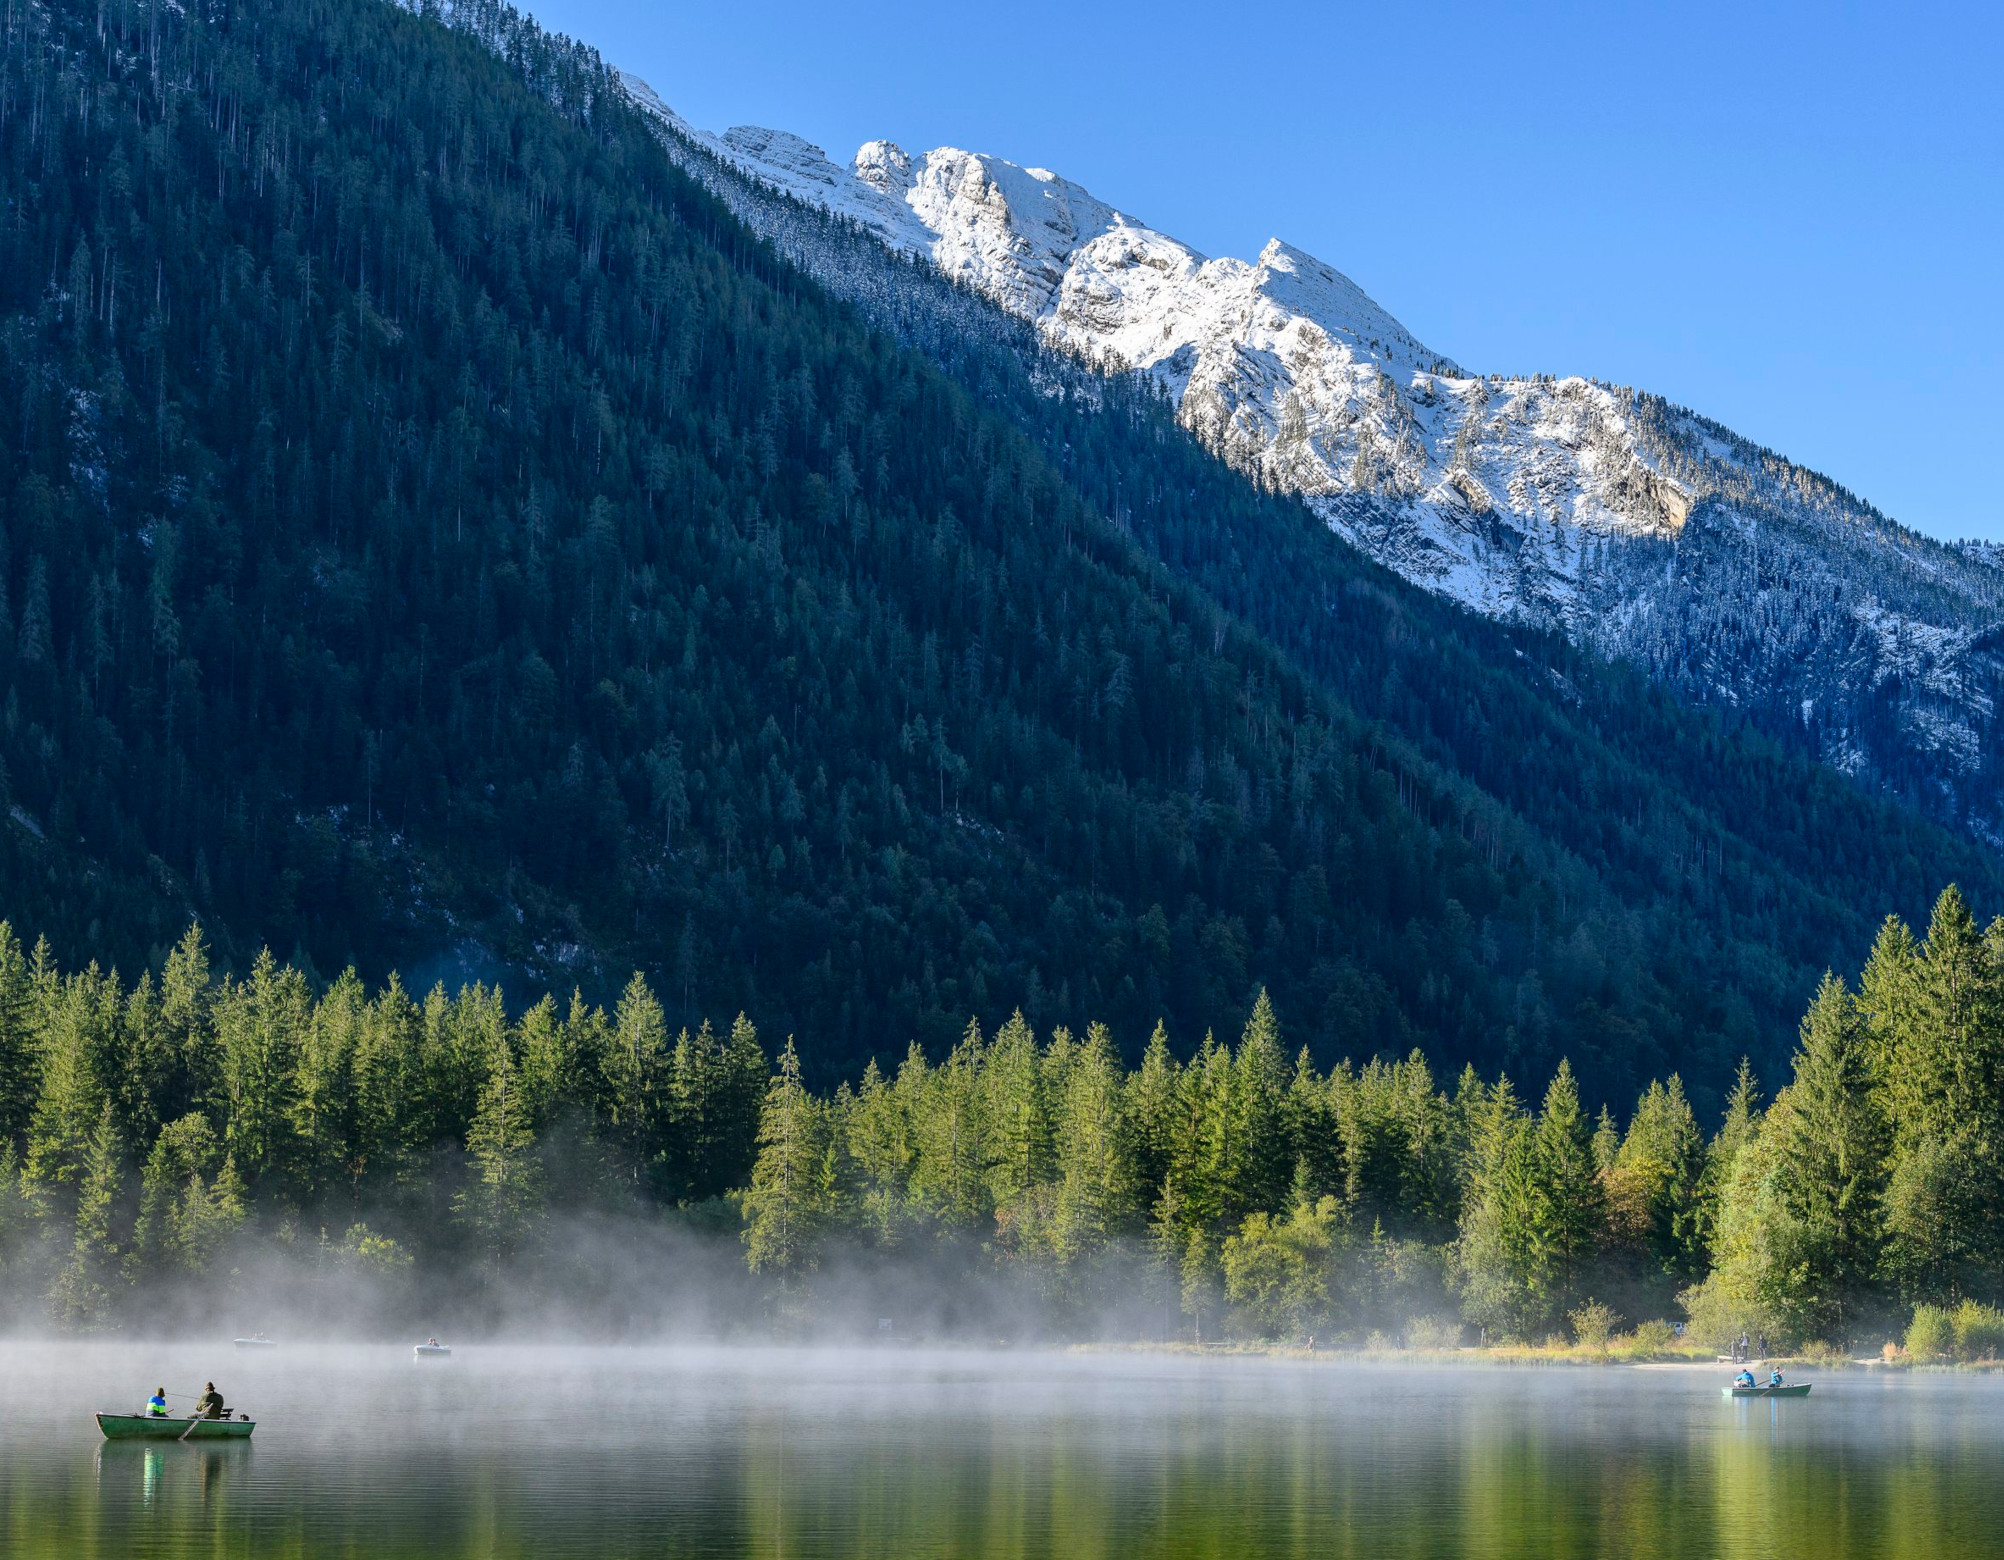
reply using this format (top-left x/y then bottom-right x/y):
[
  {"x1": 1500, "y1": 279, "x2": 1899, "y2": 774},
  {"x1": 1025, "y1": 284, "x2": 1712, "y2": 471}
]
[{"x1": 95, "y1": 1436, "x2": 251, "y2": 1518}]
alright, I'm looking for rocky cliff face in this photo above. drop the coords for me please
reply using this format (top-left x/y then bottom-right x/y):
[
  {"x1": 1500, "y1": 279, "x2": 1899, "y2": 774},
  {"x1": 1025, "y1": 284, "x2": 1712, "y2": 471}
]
[{"x1": 625, "y1": 79, "x2": 2004, "y2": 843}]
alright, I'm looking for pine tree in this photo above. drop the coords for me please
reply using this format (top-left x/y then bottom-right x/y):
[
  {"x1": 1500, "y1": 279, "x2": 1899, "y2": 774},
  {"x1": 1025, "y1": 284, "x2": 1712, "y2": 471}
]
[
  {"x1": 1051, "y1": 1023, "x2": 1135, "y2": 1267},
  {"x1": 292, "y1": 968, "x2": 364, "y2": 1206},
  {"x1": 911, "y1": 1018, "x2": 987, "y2": 1228},
  {"x1": 213, "y1": 950, "x2": 310, "y2": 1190},
  {"x1": 1902, "y1": 887, "x2": 2004, "y2": 1144},
  {"x1": 515, "y1": 995, "x2": 575, "y2": 1133},
  {"x1": 1178, "y1": 1031, "x2": 1232, "y2": 1237},
  {"x1": 743, "y1": 1040, "x2": 822, "y2": 1278},
  {"x1": 23, "y1": 968, "x2": 119, "y2": 1212},
  {"x1": 1224, "y1": 991, "x2": 1288, "y2": 1223},
  {"x1": 1283, "y1": 1048, "x2": 1340, "y2": 1204},
  {"x1": 1769, "y1": 975, "x2": 1887, "y2": 1336},
  {"x1": 454, "y1": 1030, "x2": 543, "y2": 1278},
  {"x1": 716, "y1": 1013, "x2": 770, "y2": 1197},
  {"x1": 1454, "y1": 1075, "x2": 1536, "y2": 1339},
  {"x1": 606, "y1": 974, "x2": 669, "y2": 1193},
  {"x1": 0, "y1": 923, "x2": 40, "y2": 1151},
  {"x1": 351, "y1": 975, "x2": 424, "y2": 1196},
  {"x1": 846, "y1": 1058, "x2": 912, "y2": 1245},
  {"x1": 1126, "y1": 1020, "x2": 1182, "y2": 1203},
  {"x1": 982, "y1": 1010, "x2": 1050, "y2": 1213},
  {"x1": 1592, "y1": 1107, "x2": 1621, "y2": 1175},
  {"x1": 134, "y1": 1113, "x2": 223, "y2": 1274},
  {"x1": 1526, "y1": 1060, "x2": 1606, "y2": 1325},
  {"x1": 48, "y1": 1105, "x2": 123, "y2": 1330},
  {"x1": 1612, "y1": 1075, "x2": 1707, "y2": 1284},
  {"x1": 158, "y1": 924, "x2": 215, "y2": 1128},
  {"x1": 1856, "y1": 914, "x2": 1922, "y2": 1087}
]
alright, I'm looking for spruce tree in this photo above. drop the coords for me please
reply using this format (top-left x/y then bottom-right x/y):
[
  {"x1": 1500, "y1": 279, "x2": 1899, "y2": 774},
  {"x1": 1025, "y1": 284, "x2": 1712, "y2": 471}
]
[
  {"x1": 1613, "y1": 1076, "x2": 1707, "y2": 1284},
  {"x1": 1051, "y1": 1023, "x2": 1135, "y2": 1267},
  {"x1": 1225, "y1": 991, "x2": 1289, "y2": 1223},
  {"x1": 0, "y1": 924, "x2": 39, "y2": 1152},
  {"x1": 23, "y1": 969, "x2": 117, "y2": 1213},
  {"x1": 911, "y1": 1019, "x2": 987, "y2": 1229},
  {"x1": 47, "y1": 1105, "x2": 123, "y2": 1330},
  {"x1": 1769, "y1": 975, "x2": 1887, "y2": 1336},
  {"x1": 743, "y1": 1040, "x2": 822, "y2": 1278},
  {"x1": 982, "y1": 1010, "x2": 1050, "y2": 1213},
  {"x1": 454, "y1": 1030, "x2": 543, "y2": 1278},
  {"x1": 607, "y1": 974, "x2": 669, "y2": 1194},
  {"x1": 846, "y1": 1058, "x2": 912, "y2": 1245},
  {"x1": 1127, "y1": 1020, "x2": 1182, "y2": 1202},
  {"x1": 1526, "y1": 1060, "x2": 1606, "y2": 1326},
  {"x1": 1454, "y1": 1075, "x2": 1533, "y2": 1339},
  {"x1": 213, "y1": 950, "x2": 310, "y2": 1191}
]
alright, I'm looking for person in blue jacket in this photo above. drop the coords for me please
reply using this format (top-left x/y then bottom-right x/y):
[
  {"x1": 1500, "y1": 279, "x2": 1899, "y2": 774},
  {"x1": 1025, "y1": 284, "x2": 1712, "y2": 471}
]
[
  {"x1": 1734, "y1": 1368, "x2": 1757, "y2": 1389},
  {"x1": 1769, "y1": 1367, "x2": 1785, "y2": 1388},
  {"x1": 145, "y1": 1387, "x2": 169, "y2": 1418}
]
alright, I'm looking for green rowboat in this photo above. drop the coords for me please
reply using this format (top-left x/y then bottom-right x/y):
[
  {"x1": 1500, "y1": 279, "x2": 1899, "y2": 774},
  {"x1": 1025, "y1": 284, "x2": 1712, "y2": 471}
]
[
  {"x1": 96, "y1": 1413, "x2": 256, "y2": 1440},
  {"x1": 1722, "y1": 1384, "x2": 1811, "y2": 1399}
]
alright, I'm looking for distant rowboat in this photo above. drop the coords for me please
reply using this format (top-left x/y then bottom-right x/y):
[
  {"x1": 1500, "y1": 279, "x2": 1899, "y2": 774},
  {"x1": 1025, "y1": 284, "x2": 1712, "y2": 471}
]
[
  {"x1": 97, "y1": 1413, "x2": 255, "y2": 1440},
  {"x1": 232, "y1": 1335, "x2": 277, "y2": 1350},
  {"x1": 413, "y1": 1343, "x2": 452, "y2": 1360},
  {"x1": 1723, "y1": 1383, "x2": 1812, "y2": 1398}
]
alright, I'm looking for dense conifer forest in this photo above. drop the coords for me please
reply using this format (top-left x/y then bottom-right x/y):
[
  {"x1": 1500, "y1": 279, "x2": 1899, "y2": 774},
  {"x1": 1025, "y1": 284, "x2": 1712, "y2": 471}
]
[
  {"x1": 0, "y1": 0, "x2": 1998, "y2": 1124},
  {"x1": 2, "y1": 886, "x2": 2001, "y2": 1349}
]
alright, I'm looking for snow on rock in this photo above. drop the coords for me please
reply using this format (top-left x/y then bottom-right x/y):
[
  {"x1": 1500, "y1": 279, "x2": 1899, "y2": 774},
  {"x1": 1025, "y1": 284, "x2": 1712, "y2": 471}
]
[
  {"x1": 649, "y1": 89, "x2": 1693, "y2": 623},
  {"x1": 623, "y1": 74, "x2": 2004, "y2": 839}
]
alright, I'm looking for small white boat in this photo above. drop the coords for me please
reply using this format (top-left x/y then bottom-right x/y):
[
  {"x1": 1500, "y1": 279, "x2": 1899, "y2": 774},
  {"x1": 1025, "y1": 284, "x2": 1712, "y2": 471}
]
[
  {"x1": 232, "y1": 1335, "x2": 277, "y2": 1350},
  {"x1": 413, "y1": 1340, "x2": 452, "y2": 1360}
]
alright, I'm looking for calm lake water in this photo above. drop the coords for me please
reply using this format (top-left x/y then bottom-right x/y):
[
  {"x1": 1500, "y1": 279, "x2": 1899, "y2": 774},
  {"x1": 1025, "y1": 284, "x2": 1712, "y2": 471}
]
[{"x1": 2, "y1": 1342, "x2": 2001, "y2": 1558}]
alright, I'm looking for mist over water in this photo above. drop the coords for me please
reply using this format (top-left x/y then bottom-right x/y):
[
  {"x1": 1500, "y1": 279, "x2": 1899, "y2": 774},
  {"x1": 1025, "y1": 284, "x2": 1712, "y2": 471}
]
[{"x1": 6, "y1": 1342, "x2": 2004, "y2": 1558}]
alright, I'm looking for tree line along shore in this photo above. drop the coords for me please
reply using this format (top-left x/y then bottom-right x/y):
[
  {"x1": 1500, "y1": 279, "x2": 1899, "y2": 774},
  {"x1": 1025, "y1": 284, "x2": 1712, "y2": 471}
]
[{"x1": 2, "y1": 886, "x2": 2001, "y2": 1356}]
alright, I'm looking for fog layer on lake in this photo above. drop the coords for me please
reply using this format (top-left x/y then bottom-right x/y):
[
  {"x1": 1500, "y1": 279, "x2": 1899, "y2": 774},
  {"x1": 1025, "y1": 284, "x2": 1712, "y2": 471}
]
[{"x1": 5, "y1": 1342, "x2": 2002, "y2": 1558}]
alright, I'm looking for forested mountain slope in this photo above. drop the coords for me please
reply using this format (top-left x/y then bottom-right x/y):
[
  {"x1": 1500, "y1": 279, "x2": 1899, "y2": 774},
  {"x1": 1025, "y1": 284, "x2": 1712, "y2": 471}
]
[
  {"x1": 677, "y1": 107, "x2": 2004, "y2": 847},
  {"x1": 0, "y1": 0, "x2": 1993, "y2": 1109}
]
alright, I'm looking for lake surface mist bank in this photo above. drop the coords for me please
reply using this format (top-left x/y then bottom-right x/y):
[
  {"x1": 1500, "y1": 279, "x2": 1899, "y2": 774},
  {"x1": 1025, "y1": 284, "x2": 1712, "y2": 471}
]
[{"x1": 4, "y1": 1343, "x2": 2001, "y2": 1558}]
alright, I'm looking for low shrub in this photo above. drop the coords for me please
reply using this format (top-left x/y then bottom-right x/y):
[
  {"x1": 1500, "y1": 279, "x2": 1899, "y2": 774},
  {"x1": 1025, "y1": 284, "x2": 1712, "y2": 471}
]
[
  {"x1": 1908, "y1": 1304, "x2": 1954, "y2": 1361},
  {"x1": 1625, "y1": 1319, "x2": 1678, "y2": 1353},
  {"x1": 1404, "y1": 1315, "x2": 1464, "y2": 1352},
  {"x1": 1951, "y1": 1300, "x2": 2004, "y2": 1361},
  {"x1": 1568, "y1": 1299, "x2": 1618, "y2": 1352}
]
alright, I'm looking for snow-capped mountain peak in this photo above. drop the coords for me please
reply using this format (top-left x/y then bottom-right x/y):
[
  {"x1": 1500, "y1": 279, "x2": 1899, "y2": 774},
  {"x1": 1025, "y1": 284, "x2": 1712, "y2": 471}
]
[{"x1": 625, "y1": 76, "x2": 2004, "y2": 844}]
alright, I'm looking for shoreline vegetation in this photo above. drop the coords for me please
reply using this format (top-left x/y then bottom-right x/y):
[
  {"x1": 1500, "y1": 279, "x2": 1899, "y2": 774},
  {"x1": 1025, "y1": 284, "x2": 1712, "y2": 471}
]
[
  {"x1": 3, "y1": 884, "x2": 2004, "y2": 1366},
  {"x1": 1078, "y1": 1340, "x2": 2004, "y2": 1371}
]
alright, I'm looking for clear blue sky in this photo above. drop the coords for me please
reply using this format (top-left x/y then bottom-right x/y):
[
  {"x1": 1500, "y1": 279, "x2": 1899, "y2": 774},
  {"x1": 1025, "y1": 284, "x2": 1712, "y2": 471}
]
[{"x1": 527, "y1": 0, "x2": 2001, "y2": 543}]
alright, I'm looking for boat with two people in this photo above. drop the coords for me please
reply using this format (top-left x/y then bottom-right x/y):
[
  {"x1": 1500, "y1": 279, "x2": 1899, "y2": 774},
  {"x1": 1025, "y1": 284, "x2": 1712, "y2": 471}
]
[
  {"x1": 99, "y1": 1381, "x2": 256, "y2": 1440},
  {"x1": 413, "y1": 1337, "x2": 452, "y2": 1361},
  {"x1": 1724, "y1": 1366, "x2": 1811, "y2": 1399}
]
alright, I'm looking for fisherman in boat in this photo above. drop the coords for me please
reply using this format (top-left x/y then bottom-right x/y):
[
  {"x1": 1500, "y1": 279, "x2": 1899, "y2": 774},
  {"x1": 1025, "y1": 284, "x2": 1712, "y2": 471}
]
[
  {"x1": 1769, "y1": 1367, "x2": 1785, "y2": 1388},
  {"x1": 194, "y1": 1382, "x2": 227, "y2": 1419},
  {"x1": 1734, "y1": 1368, "x2": 1757, "y2": 1389},
  {"x1": 146, "y1": 1387, "x2": 169, "y2": 1418}
]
